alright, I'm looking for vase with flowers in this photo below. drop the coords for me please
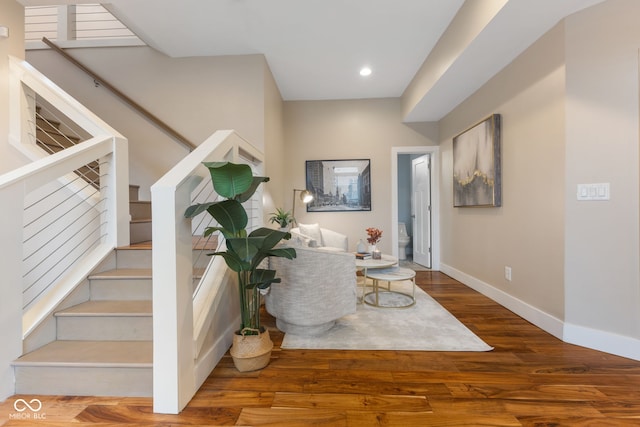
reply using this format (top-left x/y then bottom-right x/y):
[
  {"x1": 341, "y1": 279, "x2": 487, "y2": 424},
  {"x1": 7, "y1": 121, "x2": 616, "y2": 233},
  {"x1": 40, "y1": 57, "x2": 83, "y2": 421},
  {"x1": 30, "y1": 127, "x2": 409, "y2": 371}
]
[{"x1": 366, "y1": 227, "x2": 383, "y2": 259}]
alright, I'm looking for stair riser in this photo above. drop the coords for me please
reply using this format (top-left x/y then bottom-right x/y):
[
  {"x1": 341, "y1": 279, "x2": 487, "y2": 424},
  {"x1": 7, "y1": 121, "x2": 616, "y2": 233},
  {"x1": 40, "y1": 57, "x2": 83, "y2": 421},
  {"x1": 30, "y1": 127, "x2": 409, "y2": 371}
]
[
  {"x1": 129, "y1": 185, "x2": 140, "y2": 201},
  {"x1": 130, "y1": 221, "x2": 152, "y2": 245},
  {"x1": 116, "y1": 249, "x2": 152, "y2": 269},
  {"x1": 130, "y1": 201, "x2": 152, "y2": 220},
  {"x1": 15, "y1": 366, "x2": 152, "y2": 397},
  {"x1": 57, "y1": 317, "x2": 152, "y2": 341},
  {"x1": 115, "y1": 248, "x2": 211, "y2": 270},
  {"x1": 90, "y1": 279, "x2": 152, "y2": 300}
]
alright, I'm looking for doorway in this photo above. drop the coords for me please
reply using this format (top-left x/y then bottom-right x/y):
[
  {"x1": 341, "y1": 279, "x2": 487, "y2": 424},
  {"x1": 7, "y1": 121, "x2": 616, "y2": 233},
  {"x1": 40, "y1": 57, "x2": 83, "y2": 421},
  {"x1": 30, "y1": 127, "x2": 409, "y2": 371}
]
[
  {"x1": 391, "y1": 146, "x2": 440, "y2": 270},
  {"x1": 411, "y1": 155, "x2": 431, "y2": 267}
]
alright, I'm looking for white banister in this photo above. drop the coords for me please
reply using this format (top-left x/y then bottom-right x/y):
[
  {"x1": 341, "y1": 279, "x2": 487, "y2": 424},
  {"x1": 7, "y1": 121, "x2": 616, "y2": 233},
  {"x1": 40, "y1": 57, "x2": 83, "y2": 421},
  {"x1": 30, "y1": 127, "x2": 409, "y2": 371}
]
[
  {"x1": 0, "y1": 53, "x2": 129, "y2": 403},
  {"x1": 152, "y1": 130, "x2": 263, "y2": 414}
]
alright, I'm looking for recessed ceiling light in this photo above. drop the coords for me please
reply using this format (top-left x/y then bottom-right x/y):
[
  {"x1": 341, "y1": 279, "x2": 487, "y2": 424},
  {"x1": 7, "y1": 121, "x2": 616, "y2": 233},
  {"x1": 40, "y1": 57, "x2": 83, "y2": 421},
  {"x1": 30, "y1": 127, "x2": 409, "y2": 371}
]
[{"x1": 360, "y1": 67, "x2": 372, "y2": 77}]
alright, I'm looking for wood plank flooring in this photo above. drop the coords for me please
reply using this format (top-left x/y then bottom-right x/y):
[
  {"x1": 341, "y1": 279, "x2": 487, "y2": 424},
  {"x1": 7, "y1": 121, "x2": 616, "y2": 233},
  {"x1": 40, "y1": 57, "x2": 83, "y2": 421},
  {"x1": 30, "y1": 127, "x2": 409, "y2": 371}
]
[{"x1": 3, "y1": 271, "x2": 640, "y2": 426}]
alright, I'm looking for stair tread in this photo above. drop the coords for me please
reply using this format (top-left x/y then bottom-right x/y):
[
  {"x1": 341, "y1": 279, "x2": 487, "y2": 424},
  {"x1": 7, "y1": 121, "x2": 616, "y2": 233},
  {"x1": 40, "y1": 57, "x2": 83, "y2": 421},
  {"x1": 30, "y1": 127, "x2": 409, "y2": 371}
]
[
  {"x1": 119, "y1": 241, "x2": 152, "y2": 250},
  {"x1": 55, "y1": 300, "x2": 152, "y2": 317},
  {"x1": 89, "y1": 268, "x2": 152, "y2": 279},
  {"x1": 130, "y1": 218, "x2": 152, "y2": 224},
  {"x1": 14, "y1": 341, "x2": 152, "y2": 367},
  {"x1": 117, "y1": 236, "x2": 218, "y2": 251}
]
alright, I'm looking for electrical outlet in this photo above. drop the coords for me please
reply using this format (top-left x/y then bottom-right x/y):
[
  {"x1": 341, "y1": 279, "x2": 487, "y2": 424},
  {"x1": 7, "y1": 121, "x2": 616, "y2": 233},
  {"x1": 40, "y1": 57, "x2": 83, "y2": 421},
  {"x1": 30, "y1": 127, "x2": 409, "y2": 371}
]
[{"x1": 505, "y1": 266, "x2": 512, "y2": 281}]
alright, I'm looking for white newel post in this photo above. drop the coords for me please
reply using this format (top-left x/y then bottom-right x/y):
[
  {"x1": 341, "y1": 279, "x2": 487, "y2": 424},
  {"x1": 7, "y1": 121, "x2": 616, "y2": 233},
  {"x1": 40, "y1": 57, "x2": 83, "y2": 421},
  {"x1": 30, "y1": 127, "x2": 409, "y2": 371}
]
[
  {"x1": 151, "y1": 179, "x2": 196, "y2": 414},
  {"x1": 102, "y1": 136, "x2": 130, "y2": 247}
]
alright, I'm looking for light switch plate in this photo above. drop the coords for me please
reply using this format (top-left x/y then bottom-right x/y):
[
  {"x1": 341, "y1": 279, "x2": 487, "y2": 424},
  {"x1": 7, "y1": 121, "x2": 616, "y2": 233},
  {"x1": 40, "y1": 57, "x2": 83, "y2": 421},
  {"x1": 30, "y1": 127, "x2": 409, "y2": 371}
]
[{"x1": 577, "y1": 183, "x2": 610, "y2": 201}]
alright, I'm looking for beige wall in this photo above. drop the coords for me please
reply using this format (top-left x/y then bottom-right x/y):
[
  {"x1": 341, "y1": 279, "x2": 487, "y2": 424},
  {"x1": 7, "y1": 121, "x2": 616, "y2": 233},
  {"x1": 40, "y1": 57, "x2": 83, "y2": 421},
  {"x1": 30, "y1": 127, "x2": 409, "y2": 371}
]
[
  {"x1": 26, "y1": 48, "x2": 268, "y2": 200},
  {"x1": 564, "y1": 0, "x2": 640, "y2": 339},
  {"x1": 439, "y1": 23, "x2": 567, "y2": 321},
  {"x1": 283, "y1": 98, "x2": 436, "y2": 253},
  {"x1": 438, "y1": 0, "x2": 640, "y2": 356},
  {"x1": 263, "y1": 59, "x2": 286, "y2": 219}
]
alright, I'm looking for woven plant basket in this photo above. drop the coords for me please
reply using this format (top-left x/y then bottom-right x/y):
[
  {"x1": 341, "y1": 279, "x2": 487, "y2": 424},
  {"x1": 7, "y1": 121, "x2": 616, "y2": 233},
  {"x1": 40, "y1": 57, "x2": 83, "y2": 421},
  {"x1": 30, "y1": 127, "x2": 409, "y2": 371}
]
[{"x1": 229, "y1": 327, "x2": 274, "y2": 372}]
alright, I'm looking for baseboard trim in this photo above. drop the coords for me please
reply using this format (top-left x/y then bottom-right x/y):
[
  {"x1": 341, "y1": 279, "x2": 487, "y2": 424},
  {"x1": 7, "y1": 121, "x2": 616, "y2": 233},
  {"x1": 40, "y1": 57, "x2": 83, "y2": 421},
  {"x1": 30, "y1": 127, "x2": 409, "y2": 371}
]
[
  {"x1": 564, "y1": 322, "x2": 640, "y2": 361},
  {"x1": 440, "y1": 263, "x2": 564, "y2": 339},
  {"x1": 194, "y1": 314, "x2": 238, "y2": 388},
  {"x1": 440, "y1": 263, "x2": 640, "y2": 361}
]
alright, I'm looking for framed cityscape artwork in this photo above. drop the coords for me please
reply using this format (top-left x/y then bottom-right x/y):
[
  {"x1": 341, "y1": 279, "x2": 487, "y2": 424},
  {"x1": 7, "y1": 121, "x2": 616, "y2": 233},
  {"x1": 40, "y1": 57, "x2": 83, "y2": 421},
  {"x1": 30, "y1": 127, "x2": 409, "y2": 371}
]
[{"x1": 305, "y1": 159, "x2": 371, "y2": 212}]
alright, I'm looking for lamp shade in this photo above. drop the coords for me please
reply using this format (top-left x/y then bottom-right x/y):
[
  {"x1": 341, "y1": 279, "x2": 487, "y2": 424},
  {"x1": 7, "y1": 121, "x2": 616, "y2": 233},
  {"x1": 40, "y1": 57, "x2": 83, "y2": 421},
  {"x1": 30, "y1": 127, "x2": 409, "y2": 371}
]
[
  {"x1": 292, "y1": 188, "x2": 314, "y2": 224},
  {"x1": 300, "y1": 190, "x2": 313, "y2": 204}
]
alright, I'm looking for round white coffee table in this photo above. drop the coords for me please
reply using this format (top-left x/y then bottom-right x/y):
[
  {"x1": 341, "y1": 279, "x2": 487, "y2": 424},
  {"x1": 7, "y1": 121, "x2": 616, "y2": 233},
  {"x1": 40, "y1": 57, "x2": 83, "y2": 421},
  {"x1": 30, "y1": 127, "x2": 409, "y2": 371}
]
[{"x1": 364, "y1": 266, "x2": 416, "y2": 308}]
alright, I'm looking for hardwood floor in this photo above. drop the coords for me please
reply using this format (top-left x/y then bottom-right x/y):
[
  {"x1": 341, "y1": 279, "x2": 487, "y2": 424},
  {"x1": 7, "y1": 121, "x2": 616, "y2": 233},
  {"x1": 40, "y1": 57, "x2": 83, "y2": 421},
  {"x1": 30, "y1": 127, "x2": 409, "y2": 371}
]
[{"x1": 2, "y1": 271, "x2": 640, "y2": 426}]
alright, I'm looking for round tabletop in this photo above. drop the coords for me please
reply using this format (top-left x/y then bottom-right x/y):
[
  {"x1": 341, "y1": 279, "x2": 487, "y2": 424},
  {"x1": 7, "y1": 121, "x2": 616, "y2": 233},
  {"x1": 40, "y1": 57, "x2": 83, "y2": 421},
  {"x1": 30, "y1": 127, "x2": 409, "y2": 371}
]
[{"x1": 355, "y1": 254, "x2": 397, "y2": 269}]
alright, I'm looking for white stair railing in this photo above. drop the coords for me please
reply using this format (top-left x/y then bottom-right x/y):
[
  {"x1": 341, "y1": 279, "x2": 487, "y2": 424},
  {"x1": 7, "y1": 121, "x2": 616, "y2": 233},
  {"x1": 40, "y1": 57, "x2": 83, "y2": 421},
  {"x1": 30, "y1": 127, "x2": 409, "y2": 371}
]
[
  {"x1": 2, "y1": 55, "x2": 129, "y2": 350},
  {"x1": 151, "y1": 130, "x2": 264, "y2": 414}
]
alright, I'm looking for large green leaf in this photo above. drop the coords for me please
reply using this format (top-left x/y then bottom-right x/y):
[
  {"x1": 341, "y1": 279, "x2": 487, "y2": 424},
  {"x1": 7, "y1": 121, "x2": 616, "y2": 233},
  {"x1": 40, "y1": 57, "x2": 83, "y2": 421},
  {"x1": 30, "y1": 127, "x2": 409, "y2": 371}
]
[
  {"x1": 264, "y1": 247, "x2": 297, "y2": 260},
  {"x1": 249, "y1": 227, "x2": 291, "y2": 251},
  {"x1": 227, "y1": 236, "x2": 263, "y2": 264},
  {"x1": 184, "y1": 201, "x2": 216, "y2": 218},
  {"x1": 210, "y1": 251, "x2": 246, "y2": 272},
  {"x1": 204, "y1": 162, "x2": 253, "y2": 199},
  {"x1": 206, "y1": 199, "x2": 247, "y2": 236},
  {"x1": 235, "y1": 176, "x2": 270, "y2": 203},
  {"x1": 248, "y1": 269, "x2": 281, "y2": 290}
]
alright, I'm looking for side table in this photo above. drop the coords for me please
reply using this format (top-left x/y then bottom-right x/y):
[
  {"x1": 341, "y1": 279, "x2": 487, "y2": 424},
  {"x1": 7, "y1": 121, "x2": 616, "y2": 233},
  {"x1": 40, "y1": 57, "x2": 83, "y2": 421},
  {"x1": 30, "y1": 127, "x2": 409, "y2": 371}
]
[
  {"x1": 364, "y1": 267, "x2": 416, "y2": 308},
  {"x1": 355, "y1": 254, "x2": 397, "y2": 303}
]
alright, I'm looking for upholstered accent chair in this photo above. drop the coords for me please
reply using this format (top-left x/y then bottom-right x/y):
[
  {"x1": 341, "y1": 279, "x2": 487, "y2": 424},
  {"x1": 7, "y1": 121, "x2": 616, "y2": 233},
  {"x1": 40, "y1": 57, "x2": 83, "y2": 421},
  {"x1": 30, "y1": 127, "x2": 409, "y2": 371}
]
[
  {"x1": 290, "y1": 223, "x2": 348, "y2": 252},
  {"x1": 265, "y1": 245, "x2": 357, "y2": 335}
]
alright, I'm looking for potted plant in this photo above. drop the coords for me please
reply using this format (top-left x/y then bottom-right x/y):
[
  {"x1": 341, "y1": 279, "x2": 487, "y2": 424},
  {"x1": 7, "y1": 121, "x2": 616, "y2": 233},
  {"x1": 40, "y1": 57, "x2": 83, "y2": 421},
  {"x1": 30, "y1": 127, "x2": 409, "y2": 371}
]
[
  {"x1": 184, "y1": 161, "x2": 296, "y2": 372},
  {"x1": 268, "y1": 208, "x2": 294, "y2": 230}
]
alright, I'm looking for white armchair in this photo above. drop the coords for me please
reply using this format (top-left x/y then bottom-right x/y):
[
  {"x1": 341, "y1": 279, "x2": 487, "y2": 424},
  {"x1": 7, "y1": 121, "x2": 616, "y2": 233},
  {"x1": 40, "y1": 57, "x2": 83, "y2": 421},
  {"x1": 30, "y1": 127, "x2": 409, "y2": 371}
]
[
  {"x1": 290, "y1": 224, "x2": 348, "y2": 251},
  {"x1": 265, "y1": 245, "x2": 356, "y2": 335}
]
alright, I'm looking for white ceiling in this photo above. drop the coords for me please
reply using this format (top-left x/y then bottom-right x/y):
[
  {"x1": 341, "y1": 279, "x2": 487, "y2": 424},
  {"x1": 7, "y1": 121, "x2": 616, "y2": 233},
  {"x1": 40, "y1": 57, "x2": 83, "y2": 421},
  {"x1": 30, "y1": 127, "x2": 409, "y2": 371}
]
[{"x1": 19, "y1": 0, "x2": 604, "y2": 121}]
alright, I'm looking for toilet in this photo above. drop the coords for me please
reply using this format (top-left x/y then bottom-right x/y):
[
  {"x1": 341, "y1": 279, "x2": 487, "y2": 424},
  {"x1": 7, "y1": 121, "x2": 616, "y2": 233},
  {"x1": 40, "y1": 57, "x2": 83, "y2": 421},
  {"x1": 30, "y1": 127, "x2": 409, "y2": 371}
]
[{"x1": 398, "y1": 222, "x2": 411, "y2": 261}]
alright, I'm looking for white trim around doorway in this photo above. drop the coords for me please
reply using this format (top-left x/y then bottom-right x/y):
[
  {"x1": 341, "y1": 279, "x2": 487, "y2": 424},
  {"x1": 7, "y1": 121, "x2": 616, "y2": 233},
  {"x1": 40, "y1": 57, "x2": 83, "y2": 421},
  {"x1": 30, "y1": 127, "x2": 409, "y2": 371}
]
[{"x1": 391, "y1": 146, "x2": 440, "y2": 271}]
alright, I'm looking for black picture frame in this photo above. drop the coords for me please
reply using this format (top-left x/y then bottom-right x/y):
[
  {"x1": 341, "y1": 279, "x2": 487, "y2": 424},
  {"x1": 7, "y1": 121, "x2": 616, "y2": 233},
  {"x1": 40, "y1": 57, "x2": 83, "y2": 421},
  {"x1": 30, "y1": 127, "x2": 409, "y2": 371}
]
[{"x1": 305, "y1": 159, "x2": 371, "y2": 212}]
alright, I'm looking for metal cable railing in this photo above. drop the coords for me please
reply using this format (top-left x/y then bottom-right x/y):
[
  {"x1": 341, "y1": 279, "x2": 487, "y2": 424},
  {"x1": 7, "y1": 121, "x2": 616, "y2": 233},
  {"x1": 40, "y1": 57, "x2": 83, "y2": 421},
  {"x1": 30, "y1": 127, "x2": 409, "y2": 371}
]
[
  {"x1": 22, "y1": 166, "x2": 108, "y2": 310},
  {"x1": 189, "y1": 157, "x2": 263, "y2": 297},
  {"x1": 189, "y1": 174, "x2": 221, "y2": 292},
  {"x1": 32, "y1": 98, "x2": 101, "y2": 188}
]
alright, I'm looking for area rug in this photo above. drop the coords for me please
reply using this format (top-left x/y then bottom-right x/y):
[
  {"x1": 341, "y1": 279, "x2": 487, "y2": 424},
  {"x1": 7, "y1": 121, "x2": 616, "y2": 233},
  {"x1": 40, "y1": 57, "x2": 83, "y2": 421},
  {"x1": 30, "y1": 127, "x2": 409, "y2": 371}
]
[{"x1": 281, "y1": 281, "x2": 493, "y2": 351}]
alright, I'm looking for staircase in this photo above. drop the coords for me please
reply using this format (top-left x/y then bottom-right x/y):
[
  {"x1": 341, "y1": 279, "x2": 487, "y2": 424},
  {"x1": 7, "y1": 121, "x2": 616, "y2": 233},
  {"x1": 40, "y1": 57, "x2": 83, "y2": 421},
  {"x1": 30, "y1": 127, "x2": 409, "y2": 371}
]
[
  {"x1": 13, "y1": 180, "x2": 216, "y2": 397},
  {"x1": 13, "y1": 185, "x2": 155, "y2": 396}
]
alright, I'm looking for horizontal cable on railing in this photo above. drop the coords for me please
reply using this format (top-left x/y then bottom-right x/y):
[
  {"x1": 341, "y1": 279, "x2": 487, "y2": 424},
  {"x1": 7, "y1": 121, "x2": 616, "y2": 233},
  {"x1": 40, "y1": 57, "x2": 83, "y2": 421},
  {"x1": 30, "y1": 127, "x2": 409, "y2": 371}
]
[
  {"x1": 23, "y1": 204, "x2": 104, "y2": 263},
  {"x1": 23, "y1": 209, "x2": 105, "y2": 279},
  {"x1": 23, "y1": 228, "x2": 106, "y2": 309},
  {"x1": 190, "y1": 171, "x2": 222, "y2": 296},
  {"x1": 189, "y1": 159, "x2": 265, "y2": 298},
  {"x1": 36, "y1": 104, "x2": 89, "y2": 145},
  {"x1": 23, "y1": 178, "x2": 100, "y2": 231},
  {"x1": 21, "y1": 160, "x2": 107, "y2": 309},
  {"x1": 23, "y1": 172, "x2": 95, "y2": 211}
]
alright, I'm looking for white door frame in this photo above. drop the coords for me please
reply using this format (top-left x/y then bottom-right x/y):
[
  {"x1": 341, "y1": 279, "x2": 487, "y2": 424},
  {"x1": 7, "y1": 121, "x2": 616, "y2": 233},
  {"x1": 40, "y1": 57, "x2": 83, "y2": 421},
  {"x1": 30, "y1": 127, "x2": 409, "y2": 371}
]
[{"x1": 391, "y1": 146, "x2": 440, "y2": 270}]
